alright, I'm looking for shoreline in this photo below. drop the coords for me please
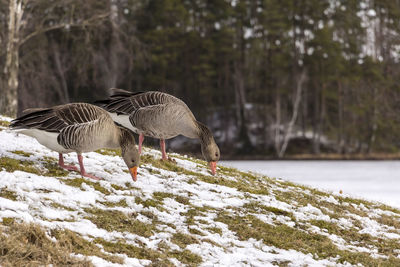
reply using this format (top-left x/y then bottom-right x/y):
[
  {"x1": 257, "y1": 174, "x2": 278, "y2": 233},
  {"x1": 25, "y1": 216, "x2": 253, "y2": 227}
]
[{"x1": 219, "y1": 153, "x2": 400, "y2": 161}]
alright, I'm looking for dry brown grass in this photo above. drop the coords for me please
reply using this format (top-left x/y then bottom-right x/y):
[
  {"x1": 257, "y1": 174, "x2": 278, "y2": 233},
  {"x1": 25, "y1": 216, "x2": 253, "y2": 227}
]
[{"x1": 0, "y1": 220, "x2": 92, "y2": 266}]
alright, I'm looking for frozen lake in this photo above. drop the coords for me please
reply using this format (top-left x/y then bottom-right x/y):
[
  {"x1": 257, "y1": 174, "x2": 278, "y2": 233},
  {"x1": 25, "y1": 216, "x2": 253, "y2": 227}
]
[{"x1": 220, "y1": 160, "x2": 400, "y2": 209}]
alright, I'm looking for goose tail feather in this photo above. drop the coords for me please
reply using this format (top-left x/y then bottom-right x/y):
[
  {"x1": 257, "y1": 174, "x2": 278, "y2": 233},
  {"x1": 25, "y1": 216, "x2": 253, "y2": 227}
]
[{"x1": 109, "y1": 88, "x2": 145, "y2": 98}]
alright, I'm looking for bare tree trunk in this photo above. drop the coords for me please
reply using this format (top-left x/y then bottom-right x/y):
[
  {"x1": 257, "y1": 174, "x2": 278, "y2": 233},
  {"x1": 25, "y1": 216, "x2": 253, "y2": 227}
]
[
  {"x1": 301, "y1": 84, "x2": 307, "y2": 138},
  {"x1": 234, "y1": 61, "x2": 251, "y2": 150},
  {"x1": 1, "y1": 0, "x2": 24, "y2": 117},
  {"x1": 367, "y1": 87, "x2": 378, "y2": 153},
  {"x1": 337, "y1": 81, "x2": 344, "y2": 154},
  {"x1": 274, "y1": 90, "x2": 281, "y2": 154},
  {"x1": 234, "y1": 66, "x2": 244, "y2": 129},
  {"x1": 107, "y1": 0, "x2": 120, "y2": 88},
  {"x1": 233, "y1": 18, "x2": 252, "y2": 152},
  {"x1": 278, "y1": 69, "x2": 307, "y2": 158},
  {"x1": 52, "y1": 42, "x2": 70, "y2": 103},
  {"x1": 313, "y1": 83, "x2": 326, "y2": 155},
  {"x1": 312, "y1": 84, "x2": 321, "y2": 155}
]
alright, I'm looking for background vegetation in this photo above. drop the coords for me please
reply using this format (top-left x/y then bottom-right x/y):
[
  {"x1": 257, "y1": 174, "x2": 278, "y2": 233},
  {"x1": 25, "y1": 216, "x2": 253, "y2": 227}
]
[{"x1": 1, "y1": 0, "x2": 400, "y2": 158}]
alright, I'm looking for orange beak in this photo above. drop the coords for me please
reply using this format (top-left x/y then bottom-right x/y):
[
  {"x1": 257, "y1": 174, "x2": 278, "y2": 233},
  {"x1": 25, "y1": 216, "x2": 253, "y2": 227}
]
[
  {"x1": 129, "y1": 166, "x2": 138, "y2": 181},
  {"x1": 209, "y1": 161, "x2": 217, "y2": 175}
]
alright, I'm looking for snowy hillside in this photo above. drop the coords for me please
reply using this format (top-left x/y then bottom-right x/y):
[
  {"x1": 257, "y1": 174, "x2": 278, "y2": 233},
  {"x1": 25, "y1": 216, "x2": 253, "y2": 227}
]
[{"x1": 1, "y1": 115, "x2": 400, "y2": 267}]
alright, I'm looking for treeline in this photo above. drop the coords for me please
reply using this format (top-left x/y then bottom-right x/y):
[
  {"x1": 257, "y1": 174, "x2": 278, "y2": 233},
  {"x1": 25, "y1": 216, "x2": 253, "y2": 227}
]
[{"x1": 1, "y1": 0, "x2": 400, "y2": 157}]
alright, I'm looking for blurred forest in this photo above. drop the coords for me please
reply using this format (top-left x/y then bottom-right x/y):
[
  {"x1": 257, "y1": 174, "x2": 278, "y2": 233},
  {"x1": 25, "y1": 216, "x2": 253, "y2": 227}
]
[{"x1": 1, "y1": 0, "x2": 400, "y2": 158}]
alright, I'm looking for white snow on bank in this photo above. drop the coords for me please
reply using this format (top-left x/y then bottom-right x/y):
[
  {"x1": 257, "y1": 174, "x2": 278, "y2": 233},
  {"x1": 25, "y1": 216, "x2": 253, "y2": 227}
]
[
  {"x1": 0, "y1": 115, "x2": 13, "y2": 122},
  {"x1": 1, "y1": 121, "x2": 400, "y2": 266}
]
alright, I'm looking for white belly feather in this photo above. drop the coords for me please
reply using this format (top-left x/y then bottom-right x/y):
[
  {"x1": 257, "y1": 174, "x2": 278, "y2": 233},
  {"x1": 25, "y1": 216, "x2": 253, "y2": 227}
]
[
  {"x1": 15, "y1": 129, "x2": 73, "y2": 153},
  {"x1": 108, "y1": 112, "x2": 140, "y2": 133}
]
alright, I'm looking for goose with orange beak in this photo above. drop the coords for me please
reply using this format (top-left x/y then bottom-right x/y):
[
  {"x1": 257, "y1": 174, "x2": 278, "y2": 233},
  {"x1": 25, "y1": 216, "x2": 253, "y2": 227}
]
[
  {"x1": 201, "y1": 139, "x2": 220, "y2": 175},
  {"x1": 10, "y1": 103, "x2": 140, "y2": 181},
  {"x1": 96, "y1": 89, "x2": 220, "y2": 175}
]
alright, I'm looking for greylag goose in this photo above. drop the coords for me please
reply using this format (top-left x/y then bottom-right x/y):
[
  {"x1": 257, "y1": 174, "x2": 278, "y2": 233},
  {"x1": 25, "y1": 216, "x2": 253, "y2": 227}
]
[
  {"x1": 96, "y1": 89, "x2": 220, "y2": 175},
  {"x1": 10, "y1": 103, "x2": 139, "y2": 181}
]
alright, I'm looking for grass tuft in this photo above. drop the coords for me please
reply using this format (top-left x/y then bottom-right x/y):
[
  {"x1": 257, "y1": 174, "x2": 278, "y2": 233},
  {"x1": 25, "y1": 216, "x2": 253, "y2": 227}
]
[
  {"x1": 50, "y1": 202, "x2": 76, "y2": 211},
  {"x1": 0, "y1": 120, "x2": 10, "y2": 127},
  {"x1": 2, "y1": 217, "x2": 15, "y2": 226},
  {"x1": 100, "y1": 198, "x2": 128, "y2": 208},
  {"x1": 110, "y1": 184, "x2": 125, "y2": 191},
  {"x1": 95, "y1": 149, "x2": 121, "y2": 156},
  {"x1": 63, "y1": 178, "x2": 111, "y2": 195},
  {"x1": 167, "y1": 249, "x2": 202, "y2": 266},
  {"x1": 206, "y1": 226, "x2": 223, "y2": 235},
  {"x1": 0, "y1": 221, "x2": 92, "y2": 266},
  {"x1": 41, "y1": 158, "x2": 69, "y2": 177},
  {"x1": 11, "y1": 150, "x2": 33, "y2": 157},
  {"x1": 309, "y1": 219, "x2": 400, "y2": 256},
  {"x1": 135, "y1": 196, "x2": 163, "y2": 209},
  {"x1": 0, "y1": 156, "x2": 41, "y2": 175},
  {"x1": 0, "y1": 156, "x2": 70, "y2": 177},
  {"x1": 175, "y1": 195, "x2": 190, "y2": 205},
  {"x1": 95, "y1": 238, "x2": 173, "y2": 266},
  {"x1": 171, "y1": 232, "x2": 199, "y2": 249},
  {"x1": 85, "y1": 208, "x2": 156, "y2": 237},
  {"x1": 51, "y1": 229, "x2": 123, "y2": 264},
  {"x1": 376, "y1": 214, "x2": 400, "y2": 229},
  {"x1": 243, "y1": 202, "x2": 295, "y2": 220},
  {"x1": 153, "y1": 191, "x2": 175, "y2": 201},
  {"x1": 188, "y1": 228, "x2": 205, "y2": 236},
  {"x1": 0, "y1": 188, "x2": 18, "y2": 201},
  {"x1": 141, "y1": 155, "x2": 201, "y2": 177}
]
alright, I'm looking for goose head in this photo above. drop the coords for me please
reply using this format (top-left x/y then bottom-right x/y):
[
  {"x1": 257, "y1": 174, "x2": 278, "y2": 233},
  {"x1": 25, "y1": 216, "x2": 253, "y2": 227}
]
[
  {"x1": 201, "y1": 141, "x2": 220, "y2": 175},
  {"x1": 119, "y1": 128, "x2": 140, "y2": 181},
  {"x1": 197, "y1": 121, "x2": 220, "y2": 175}
]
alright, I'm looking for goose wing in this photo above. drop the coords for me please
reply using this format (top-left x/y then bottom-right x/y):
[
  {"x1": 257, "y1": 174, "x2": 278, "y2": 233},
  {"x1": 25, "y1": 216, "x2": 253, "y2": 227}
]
[
  {"x1": 95, "y1": 89, "x2": 179, "y2": 115},
  {"x1": 10, "y1": 103, "x2": 104, "y2": 133},
  {"x1": 11, "y1": 107, "x2": 67, "y2": 133}
]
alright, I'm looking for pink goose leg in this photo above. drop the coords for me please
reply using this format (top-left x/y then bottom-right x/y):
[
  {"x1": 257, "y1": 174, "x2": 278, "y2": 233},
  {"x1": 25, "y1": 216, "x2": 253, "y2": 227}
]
[
  {"x1": 160, "y1": 139, "x2": 168, "y2": 160},
  {"x1": 138, "y1": 133, "x2": 144, "y2": 154},
  {"x1": 77, "y1": 154, "x2": 101, "y2": 180},
  {"x1": 58, "y1": 153, "x2": 79, "y2": 171}
]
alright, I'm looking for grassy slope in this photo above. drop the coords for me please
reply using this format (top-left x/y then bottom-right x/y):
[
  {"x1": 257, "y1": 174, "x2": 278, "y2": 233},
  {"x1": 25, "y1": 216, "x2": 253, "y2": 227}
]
[{"x1": 1, "y1": 118, "x2": 400, "y2": 266}]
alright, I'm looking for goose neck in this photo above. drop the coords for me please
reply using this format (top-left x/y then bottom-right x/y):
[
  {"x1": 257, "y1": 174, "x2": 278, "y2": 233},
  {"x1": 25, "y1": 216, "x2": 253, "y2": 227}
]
[
  {"x1": 196, "y1": 121, "x2": 213, "y2": 147},
  {"x1": 118, "y1": 127, "x2": 135, "y2": 152}
]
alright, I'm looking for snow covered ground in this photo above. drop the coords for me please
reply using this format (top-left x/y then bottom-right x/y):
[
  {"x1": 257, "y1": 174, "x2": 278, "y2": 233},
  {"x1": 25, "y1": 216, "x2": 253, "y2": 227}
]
[
  {"x1": 1, "y1": 115, "x2": 400, "y2": 266},
  {"x1": 221, "y1": 161, "x2": 400, "y2": 209}
]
